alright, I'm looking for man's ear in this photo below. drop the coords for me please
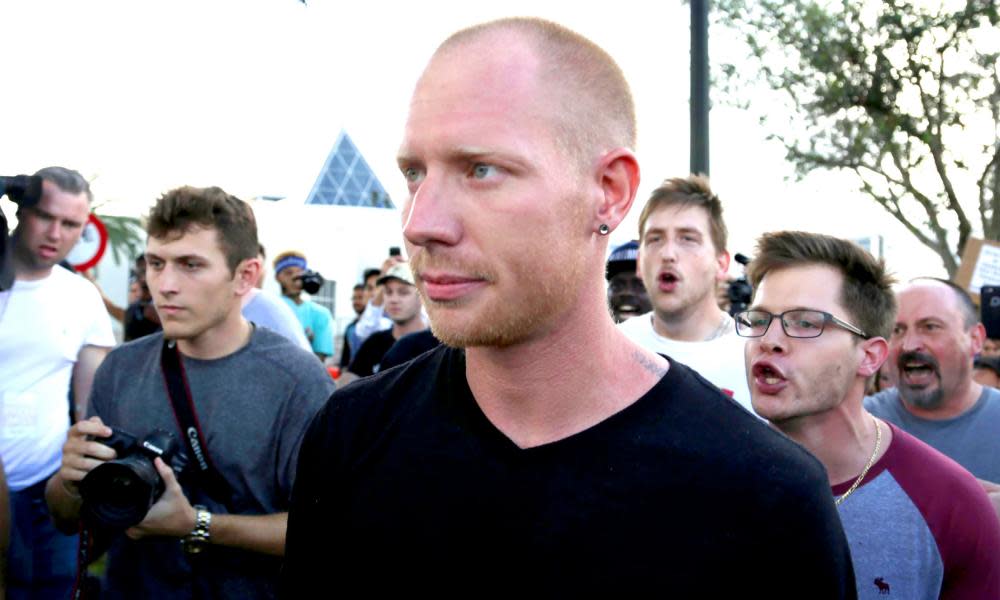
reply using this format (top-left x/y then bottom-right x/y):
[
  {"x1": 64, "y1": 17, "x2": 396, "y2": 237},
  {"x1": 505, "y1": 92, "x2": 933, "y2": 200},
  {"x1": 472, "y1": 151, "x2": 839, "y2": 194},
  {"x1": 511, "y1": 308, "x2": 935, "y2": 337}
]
[
  {"x1": 857, "y1": 337, "x2": 889, "y2": 378},
  {"x1": 592, "y1": 148, "x2": 640, "y2": 234},
  {"x1": 715, "y1": 250, "x2": 731, "y2": 282},
  {"x1": 234, "y1": 257, "x2": 262, "y2": 295},
  {"x1": 970, "y1": 322, "x2": 986, "y2": 356}
]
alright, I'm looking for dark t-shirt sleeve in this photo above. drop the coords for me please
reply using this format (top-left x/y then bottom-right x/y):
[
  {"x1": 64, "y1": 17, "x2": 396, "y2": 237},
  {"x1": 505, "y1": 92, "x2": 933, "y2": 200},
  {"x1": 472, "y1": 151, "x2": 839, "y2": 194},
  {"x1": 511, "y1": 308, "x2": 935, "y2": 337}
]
[
  {"x1": 347, "y1": 333, "x2": 383, "y2": 377},
  {"x1": 379, "y1": 330, "x2": 439, "y2": 371}
]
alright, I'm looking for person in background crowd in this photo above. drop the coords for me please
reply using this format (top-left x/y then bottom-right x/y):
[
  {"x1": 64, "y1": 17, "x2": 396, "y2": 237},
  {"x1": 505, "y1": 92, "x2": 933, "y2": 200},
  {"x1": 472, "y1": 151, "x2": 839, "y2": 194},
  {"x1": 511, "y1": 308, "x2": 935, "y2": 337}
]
[
  {"x1": 743, "y1": 231, "x2": 1000, "y2": 598},
  {"x1": 240, "y1": 244, "x2": 310, "y2": 349},
  {"x1": 46, "y1": 185, "x2": 333, "y2": 599},
  {"x1": 866, "y1": 279, "x2": 1000, "y2": 489},
  {"x1": 619, "y1": 175, "x2": 754, "y2": 414},
  {"x1": 0, "y1": 166, "x2": 115, "y2": 599},
  {"x1": 352, "y1": 257, "x2": 400, "y2": 346},
  {"x1": 339, "y1": 283, "x2": 368, "y2": 368},
  {"x1": 974, "y1": 355, "x2": 1000, "y2": 388},
  {"x1": 124, "y1": 254, "x2": 162, "y2": 341},
  {"x1": 981, "y1": 336, "x2": 1000, "y2": 358},
  {"x1": 273, "y1": 250, "x2": 334, "y2": 361},
  {"x1": 284, "y1": 17, "x2": 855, "y2": 596},
  {"x1": 340, "y1": 263, "x2": 427, "y2": 383},
  {"x1": 605, "y1": 240, "x2": 650, "y2": 322}
]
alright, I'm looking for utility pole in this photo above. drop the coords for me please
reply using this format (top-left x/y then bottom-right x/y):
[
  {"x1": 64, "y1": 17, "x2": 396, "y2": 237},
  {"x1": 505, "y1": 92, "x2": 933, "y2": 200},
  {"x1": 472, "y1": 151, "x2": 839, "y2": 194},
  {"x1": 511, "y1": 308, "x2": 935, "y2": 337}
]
[{"x1": 690, "y1": 0, "x2": 710, "y2": 176}]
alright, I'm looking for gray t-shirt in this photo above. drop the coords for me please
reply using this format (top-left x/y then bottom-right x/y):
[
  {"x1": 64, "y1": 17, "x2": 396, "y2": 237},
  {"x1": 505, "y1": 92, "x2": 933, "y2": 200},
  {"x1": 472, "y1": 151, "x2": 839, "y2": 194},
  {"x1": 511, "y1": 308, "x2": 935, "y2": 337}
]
[
  {"x1": 86, "y1": 327, "x2": 335, "y2": 599},
  {"x1": 865, "y1": 386, "x2": 1000, "y2": 483},
  {"x1": 242, "y1": 289, "x2": 310, "y2": 350}
]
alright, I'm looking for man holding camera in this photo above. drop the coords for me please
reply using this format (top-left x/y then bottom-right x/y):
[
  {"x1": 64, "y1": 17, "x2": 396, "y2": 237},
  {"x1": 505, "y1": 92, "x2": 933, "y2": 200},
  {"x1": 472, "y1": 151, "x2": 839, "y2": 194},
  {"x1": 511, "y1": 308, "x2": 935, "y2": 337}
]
[
  {"x1": 0, "y1": 166, "x2": 115, "y2": 599},
  {"x1": 619, "y1": 176, "x2": 753, "y2": 413},
  {"x1": 46, "y1": 186, "x2": 334, "y2": 598},
  {"x1": 273, "y1": 249, "x2": 333, "y2": 361}
]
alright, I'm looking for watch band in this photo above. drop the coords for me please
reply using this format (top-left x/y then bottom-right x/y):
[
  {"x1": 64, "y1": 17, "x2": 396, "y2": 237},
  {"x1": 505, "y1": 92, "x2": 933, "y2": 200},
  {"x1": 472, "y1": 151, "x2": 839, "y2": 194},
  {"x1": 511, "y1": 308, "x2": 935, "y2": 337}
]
[{"x1": 183, "y1": 505, "x2": 212, "y2": 554}]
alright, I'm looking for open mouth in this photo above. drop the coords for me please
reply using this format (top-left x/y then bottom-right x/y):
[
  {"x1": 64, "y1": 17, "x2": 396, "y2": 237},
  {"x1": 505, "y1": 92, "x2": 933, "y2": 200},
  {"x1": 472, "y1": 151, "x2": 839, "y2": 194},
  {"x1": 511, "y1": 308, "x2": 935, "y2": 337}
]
[
  {"x1": 658, "y1": 271, "x2": 680, "y2": 292},
  {"x1": 898, "y1": 352, "x2": 938, "y2": 387},
  {"x1": 750, "y1": 361, "x2": 788, "y2": 394}
]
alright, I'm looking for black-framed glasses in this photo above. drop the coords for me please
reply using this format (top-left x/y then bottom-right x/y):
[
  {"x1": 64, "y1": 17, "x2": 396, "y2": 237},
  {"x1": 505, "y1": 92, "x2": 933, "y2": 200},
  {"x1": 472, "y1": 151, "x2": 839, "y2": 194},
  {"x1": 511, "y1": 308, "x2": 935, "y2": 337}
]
[{"x1": 735, "y1": 309, "x2": 869, "y2": 339}]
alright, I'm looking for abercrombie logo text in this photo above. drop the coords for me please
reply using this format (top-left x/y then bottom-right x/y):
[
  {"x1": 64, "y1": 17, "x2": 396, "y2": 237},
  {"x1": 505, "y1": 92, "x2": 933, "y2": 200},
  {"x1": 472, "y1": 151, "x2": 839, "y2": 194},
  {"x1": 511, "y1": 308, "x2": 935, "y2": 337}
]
[{"x1": 187, "y1": 427, "x2": 209, "y2": 471}]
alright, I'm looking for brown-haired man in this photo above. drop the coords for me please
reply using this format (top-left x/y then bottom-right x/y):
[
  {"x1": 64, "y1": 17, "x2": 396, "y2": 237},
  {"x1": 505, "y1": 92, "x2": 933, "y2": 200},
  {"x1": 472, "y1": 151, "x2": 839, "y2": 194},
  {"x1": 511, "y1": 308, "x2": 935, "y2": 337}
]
[
  {"x1": 621, "y1": 175, "x2": 753, "y2": 413},
  {"x1": 46, "y1": 186, "x2": 334, "y2": 598},
  {"x1": 284, "y1": 18, "x2": 854, "y2": 597},
  {"x1": 742, "y1": 231, "x2": 1000, "y2": 598}
]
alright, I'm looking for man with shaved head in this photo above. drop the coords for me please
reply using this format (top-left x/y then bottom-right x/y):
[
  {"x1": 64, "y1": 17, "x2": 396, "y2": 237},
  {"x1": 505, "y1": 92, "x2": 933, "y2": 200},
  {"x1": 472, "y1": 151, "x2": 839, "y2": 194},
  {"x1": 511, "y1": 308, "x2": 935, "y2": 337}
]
[
  {"x1": 866, "y1": 278, "x2": 1000, "y2": 507},
  {"x1": 285, "y1": 18, "x2": 855, "y2": 596}
]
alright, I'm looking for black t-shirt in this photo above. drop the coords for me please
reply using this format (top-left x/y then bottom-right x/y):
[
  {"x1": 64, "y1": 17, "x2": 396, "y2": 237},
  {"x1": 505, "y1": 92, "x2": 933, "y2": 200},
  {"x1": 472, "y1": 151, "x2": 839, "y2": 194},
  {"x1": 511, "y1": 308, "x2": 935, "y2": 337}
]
[
  {"x1": 379, "y1": 329, "x2": 440, "y2": 371},
  {"x1": 285, "y1": 346, "x2": 856, "y2": 598},
  {"x1": 124, "y1": 301, "x2": 161, "y2": 342},
  {"x1": 347, "y1": 329, "x2": 396, "y2": 377}
]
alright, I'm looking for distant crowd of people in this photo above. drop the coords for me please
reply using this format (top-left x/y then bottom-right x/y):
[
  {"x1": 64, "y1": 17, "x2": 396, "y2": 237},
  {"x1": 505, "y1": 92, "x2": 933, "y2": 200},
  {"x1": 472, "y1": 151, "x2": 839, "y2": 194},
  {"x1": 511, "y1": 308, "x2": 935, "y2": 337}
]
[{"x1": 1, "y1": 15, "x2": 998, "y2": 600}]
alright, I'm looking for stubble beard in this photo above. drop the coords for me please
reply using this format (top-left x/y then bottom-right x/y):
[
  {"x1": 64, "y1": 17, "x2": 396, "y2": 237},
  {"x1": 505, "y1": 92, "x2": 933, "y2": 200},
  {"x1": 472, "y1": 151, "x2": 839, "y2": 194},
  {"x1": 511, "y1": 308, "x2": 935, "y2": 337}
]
[
  {"x1": 14, "y1": 240, "x2": 60, "y2": 276},
  {"x1": 898, "y1": 378, "x2": 945, "y2": 410},
  {"x1": 415, "y1": 251, "x2": 588, "y2": 350},
  {"x1": 763, "y1": 361, "x2": 851, "y2": 427},
  {"x1": 653, "y1": 277, "x2": 716, "y2": 329}
]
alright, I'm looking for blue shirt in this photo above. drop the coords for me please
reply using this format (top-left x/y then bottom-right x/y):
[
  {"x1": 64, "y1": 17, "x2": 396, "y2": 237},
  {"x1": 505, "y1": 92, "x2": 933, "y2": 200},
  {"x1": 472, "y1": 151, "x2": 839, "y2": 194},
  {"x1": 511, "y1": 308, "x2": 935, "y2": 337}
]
[{"x1": 281, "y1": 296, "x2": 334, "y2": 356}]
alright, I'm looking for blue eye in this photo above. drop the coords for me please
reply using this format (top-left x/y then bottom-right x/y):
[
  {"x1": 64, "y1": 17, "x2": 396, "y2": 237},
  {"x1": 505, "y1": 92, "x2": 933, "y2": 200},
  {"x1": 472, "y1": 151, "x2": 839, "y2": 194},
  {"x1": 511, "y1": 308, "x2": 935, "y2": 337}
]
[
  {"x1": 471, "y1": 163, "x2": 497, "y2": 179},
  {"x1": 403, "y1": 167, "x2": 424, "y2": 184}
]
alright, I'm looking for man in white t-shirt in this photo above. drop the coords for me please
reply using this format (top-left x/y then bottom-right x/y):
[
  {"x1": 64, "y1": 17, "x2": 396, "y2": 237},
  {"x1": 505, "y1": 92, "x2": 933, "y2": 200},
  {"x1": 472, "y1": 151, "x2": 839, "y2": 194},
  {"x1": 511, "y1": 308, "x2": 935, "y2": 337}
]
[
  {"x1": 0, "y1": 166, "x2": 115, "y2": 599},
  {"x1": 619, "y1": 175, "x2": 753, "y2": 413}
]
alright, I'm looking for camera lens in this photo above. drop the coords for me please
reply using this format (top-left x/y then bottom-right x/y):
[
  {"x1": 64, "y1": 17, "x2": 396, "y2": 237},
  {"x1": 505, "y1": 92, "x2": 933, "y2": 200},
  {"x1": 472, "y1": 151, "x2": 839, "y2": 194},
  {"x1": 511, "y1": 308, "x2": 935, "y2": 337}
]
[{"x1": 80, "y1": 456, "x2": 163, "y2": 529}]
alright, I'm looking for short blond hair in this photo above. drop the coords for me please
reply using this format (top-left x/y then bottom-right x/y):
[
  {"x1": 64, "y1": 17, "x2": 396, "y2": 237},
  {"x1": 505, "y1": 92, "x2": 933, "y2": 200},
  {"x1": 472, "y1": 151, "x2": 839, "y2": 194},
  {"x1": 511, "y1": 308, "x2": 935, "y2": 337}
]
[{"x1": 436, "y1": 17, "x2": 636, "y2": 167}]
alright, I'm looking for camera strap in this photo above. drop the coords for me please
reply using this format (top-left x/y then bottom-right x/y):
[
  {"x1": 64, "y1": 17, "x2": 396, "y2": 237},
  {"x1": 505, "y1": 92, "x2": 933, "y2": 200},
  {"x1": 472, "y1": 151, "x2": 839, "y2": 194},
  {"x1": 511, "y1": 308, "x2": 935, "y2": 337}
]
[{"x1": 160, "y1": 338, "x2": 230, "y2": 501}]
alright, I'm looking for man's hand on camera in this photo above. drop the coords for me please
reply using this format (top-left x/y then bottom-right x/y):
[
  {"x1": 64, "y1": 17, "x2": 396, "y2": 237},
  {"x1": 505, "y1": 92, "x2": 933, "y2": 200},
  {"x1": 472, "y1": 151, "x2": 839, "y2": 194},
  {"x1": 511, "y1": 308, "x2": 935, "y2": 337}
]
[
  {"x1": 126, "y1": 457, "x2": 196, "y2": 540},
  {"x1": 58, "y1": 416, "x2": 116, "y2": 497}
]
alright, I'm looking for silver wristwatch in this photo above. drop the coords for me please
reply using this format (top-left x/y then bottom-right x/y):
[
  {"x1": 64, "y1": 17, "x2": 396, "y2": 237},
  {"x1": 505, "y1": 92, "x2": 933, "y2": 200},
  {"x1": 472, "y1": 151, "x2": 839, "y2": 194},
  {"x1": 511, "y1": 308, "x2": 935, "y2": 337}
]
[{"x1": 182, "y1": 505, "x2": 212, "y2": 554}]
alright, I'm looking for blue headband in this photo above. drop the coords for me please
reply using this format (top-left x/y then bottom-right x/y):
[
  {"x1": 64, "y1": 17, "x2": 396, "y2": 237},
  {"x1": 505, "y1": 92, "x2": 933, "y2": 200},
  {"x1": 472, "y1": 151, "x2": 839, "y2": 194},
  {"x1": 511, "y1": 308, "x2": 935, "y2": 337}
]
[{"x1": 275, "y1": 256, "x2": 307, "y2": 274}]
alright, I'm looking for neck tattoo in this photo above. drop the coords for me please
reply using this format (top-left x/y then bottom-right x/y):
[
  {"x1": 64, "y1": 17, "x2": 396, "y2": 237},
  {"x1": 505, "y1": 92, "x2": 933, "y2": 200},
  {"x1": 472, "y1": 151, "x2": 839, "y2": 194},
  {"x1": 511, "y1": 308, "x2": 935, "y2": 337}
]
[{"x1": 835, "y1": 416, "x2": 882, "y2": 506}]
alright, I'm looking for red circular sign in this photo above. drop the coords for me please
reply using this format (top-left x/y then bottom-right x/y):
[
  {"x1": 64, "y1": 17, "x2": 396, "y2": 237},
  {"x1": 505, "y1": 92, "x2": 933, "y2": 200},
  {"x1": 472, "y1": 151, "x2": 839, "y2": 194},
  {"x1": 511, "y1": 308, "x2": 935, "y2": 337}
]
[{"x1": 67, "y1": 213, "x2": 109, "y2": 272}]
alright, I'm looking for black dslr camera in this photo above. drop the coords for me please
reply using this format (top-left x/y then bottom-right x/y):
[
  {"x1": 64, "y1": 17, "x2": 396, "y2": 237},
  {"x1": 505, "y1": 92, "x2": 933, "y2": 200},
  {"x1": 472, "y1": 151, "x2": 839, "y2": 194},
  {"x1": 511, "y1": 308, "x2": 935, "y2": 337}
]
[
  {"x1": 726, "y1": 253, "x2": 754, "y2": 316},
  {"x1": 297, "y1": 269, "x2": 325, "y2": 295},
  {"x1": 79, "y1": 428, "x2": 188, "y2": 529}
]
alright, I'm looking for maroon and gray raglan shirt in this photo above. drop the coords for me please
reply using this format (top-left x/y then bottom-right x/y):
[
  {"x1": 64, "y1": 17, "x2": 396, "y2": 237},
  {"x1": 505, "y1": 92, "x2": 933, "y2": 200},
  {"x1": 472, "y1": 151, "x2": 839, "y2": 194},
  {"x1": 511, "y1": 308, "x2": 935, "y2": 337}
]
[{"x1": 835, "y1": 422, "x2": 1000, "y2": 599}]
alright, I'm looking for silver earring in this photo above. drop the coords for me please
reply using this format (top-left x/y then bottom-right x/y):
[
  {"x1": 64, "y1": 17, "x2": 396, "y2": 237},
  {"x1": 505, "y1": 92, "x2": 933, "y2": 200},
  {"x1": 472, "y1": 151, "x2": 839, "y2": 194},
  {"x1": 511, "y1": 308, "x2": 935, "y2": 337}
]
[{"x1": 598, "y1": 224, "x2": 610, "y2": 236}]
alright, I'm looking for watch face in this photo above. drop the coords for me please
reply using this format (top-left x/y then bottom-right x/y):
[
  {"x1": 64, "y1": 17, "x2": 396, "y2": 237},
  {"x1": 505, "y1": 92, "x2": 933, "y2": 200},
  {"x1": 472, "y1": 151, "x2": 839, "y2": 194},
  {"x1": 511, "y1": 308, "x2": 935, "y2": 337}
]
[{"x1": 182, "y1": 536, "x2": 207, "y2": 555}]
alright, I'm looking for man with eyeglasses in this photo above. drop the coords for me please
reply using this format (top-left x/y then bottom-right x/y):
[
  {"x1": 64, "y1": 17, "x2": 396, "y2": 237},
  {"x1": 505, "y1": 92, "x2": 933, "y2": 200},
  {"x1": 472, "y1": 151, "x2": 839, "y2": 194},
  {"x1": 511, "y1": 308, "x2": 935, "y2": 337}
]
[{"x1": 741, "y1": 230, "x2": 1000, "y2": 598}]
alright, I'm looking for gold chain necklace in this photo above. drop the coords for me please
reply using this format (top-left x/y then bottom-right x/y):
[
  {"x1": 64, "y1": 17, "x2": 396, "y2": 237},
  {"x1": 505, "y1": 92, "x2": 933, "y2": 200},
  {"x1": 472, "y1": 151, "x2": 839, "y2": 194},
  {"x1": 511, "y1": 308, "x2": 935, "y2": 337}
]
[{"x1": 835, "y1": 416, "x2": 882, "y2": 506}]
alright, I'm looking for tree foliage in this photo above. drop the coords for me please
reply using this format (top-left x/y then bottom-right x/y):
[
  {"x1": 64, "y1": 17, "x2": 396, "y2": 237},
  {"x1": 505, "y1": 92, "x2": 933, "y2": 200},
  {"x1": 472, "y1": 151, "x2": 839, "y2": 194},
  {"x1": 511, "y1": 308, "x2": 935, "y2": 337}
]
[
  {"x1": 97, "y1": 213, "x2": 145, "y2": 267},
  {"x1": 715, "y1": 0, "x2": 1000, "y2": 276}
]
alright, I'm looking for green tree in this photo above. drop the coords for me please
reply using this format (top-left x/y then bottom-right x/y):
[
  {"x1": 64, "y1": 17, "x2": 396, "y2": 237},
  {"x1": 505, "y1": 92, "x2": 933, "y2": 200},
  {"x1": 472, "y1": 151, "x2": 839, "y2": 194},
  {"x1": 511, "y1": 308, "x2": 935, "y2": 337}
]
[
  {"x1": 715, "y1": 0, "x2": 999, "y2": 276},
  {"x1": 97, "y1": 213, "x2": 145, "y2": 267}
]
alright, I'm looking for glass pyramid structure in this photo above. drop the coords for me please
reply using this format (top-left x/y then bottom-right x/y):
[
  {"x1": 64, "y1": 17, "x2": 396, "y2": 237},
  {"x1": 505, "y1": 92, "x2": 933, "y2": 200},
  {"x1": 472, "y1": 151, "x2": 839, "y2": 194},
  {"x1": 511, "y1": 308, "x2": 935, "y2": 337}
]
[{"x1": 305, "y1": 131, "x2": 394, "y2": 208}]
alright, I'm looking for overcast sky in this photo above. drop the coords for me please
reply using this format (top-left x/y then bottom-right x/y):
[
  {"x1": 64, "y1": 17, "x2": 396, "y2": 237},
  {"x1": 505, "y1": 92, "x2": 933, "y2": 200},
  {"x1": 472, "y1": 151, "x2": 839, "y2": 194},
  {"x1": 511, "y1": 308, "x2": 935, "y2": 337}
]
[{"x1": 1, "y1": 0, "x2": 944, "y2": 276}]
